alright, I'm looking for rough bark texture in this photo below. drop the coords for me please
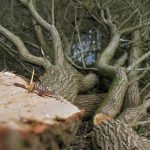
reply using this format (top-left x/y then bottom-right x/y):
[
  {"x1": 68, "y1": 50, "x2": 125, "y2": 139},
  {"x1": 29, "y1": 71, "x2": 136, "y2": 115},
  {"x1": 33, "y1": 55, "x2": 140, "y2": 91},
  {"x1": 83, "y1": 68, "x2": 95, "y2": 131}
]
[
  {"x1": 1, "y1": 2, "x2": 150, "y2": 150},
  {"x1": 91, "y1": 8, "x2": 150, "y2": 149},
  {"x1": 92, "y1": 120, "x2": 150, "y2": 150},
  {"x1": 40, "y1": 64, "x2": 81, "y2": 103},
  {"x1": 94, "y1": 7, "x2": 128, "y2": 118},
  {"x1": 0, "y1": 0, "x2": 99, "y2": 104},
  {"x1": 75, "y1": 94, "x2": 106, "y2": 117},
  {"x1": 41, "y1": 64, "x2": 98, "y2": 103},
  {"x1": 98, "y1": 8, "x2": 120, "y2": 65},
  {"x1": 96, "y1": 68, "x2": 128, "y2": 117},
  {"x1": 125, "y1": 30, "x2": 141, "y2": 108}
]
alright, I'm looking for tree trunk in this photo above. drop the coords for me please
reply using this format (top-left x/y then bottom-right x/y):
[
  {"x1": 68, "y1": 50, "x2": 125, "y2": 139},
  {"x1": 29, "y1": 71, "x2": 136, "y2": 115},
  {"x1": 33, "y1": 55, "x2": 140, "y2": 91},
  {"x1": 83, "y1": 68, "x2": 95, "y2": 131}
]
[
  {"x1": 92, "y1": 120, "x2": 150, "y2": 150},
  {"x1": 125, "y1": 30, "x2": 142, "y2": 108}
]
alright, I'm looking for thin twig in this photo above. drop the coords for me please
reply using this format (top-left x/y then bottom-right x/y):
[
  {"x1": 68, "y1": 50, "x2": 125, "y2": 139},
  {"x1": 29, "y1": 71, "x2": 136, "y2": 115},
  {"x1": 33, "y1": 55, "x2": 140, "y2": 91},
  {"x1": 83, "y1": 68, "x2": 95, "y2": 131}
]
[
  {"x1": 75, "y1": 8, "x2": 86, "y2": 68},
  {"x1": 71, "y1": 49, "x2": 99, "y2": 59},
  {"x1": 129, "y1": 119, "x2": 150, "y2": 127},
  {"x1": 127, "y1": 50, "x2": 150, "y2": 71},
  {"x1": 65, "y1": 54, "x2": 98, "y2": 71},
  {"x1": 0, "y1": 24, "x2": 52, "y2": 71},
  {"x1": 121, "y1": 21, "x2": 150, "y2": 34},
  {"x1": 118, "y1": 9, "x2": 139, "y2": 29},
  {"x1": 129, "y1": 70, "x2": 147, "y2": 85},
  {"x1": 140, "y1": 82, "x2": 150, "y2": 95},
  {"x1": 127, "y1": 66, "x2": 150, "y2": 71},
  {"x1": 51, "y1": 0, "x2": 55, "y2": 25},
  {"x1": 143, "y1": 93, "x2": 150, "y2": 102}
]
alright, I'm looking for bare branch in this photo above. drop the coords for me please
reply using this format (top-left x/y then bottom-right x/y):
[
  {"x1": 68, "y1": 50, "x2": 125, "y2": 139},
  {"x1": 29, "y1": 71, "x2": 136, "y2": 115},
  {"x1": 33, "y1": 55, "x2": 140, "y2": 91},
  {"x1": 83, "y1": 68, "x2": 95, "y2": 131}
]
[
  {"x1": 0, "y1": 43, "x2": 35, "y2": 73},
  {"x1": 98, "y1": 68, "x2": 128, "y2": 117},
  {"x1": 130, "y1": 119, "x2": 150, "y2": 127},
  {"x1": 118, "y1": 9, "x2": 139, "y2": 30},
  {"x1": 94, "y1": 0, "x2": 101, "y2": 9},
  {"x1": 65, "y1": 54, "x2": 98, "y2": 71},
  {"x1": 32, "y1": 19, "x2": 53, "y2": 60},
  {"x1": 98, "y1": 32, "x2": 120, "y2": 64},
  {"x1": 51, "y1": 0, "x2": 55, "y2": 25},
  {"x1": 127, "y1": 50, "x2": 150, "y2": 70},
  {"x1": 140, "y1": 82, "x2": 150, "y2": 95},
  {"x1": 101, "y1": 8, "x2": 110, "y2": 25},
  {"x1": 127, "y1": 67, "x2": 150, "y2": 71},
  {"x1": 75, "y1": 8, "x2": 86, "y2": 68},
  {"x1": 19, "y1": 0, "x2": 65, "y2": 66},
  {"x1": 0, "y1": 24, "x2": 52, "y2": 71},
  {"x1": 0, "y1": 43, "x2": 16, "y2": 57},
  {"x1": 105, "y1": 7, "x2": 111, "y2": 20},
  {"x1": 101, "y1": 7, "x2": 117, "y2": 33},
  {"x1": 98, "y1": 7, "x2": 120, "y2": 64},
  {"x1": 118, "y1": 98, "x2": 150, "y2": 124},
  {"x1": 143, "y1": 93, "x2": 150, "y2": 102},
  {"x1": 121, "y1": 21, "x2": 150, "y2": 34},
  {"x1": 129, "y1": 70, "x2": 147, "y2": 85},
  {"x1": 114, "y1": 52, "x2": 128, "y2": 67},
  {"x1": 84, "y1": 5, "x2": 102, "y2": 25},
  {"x1": 70, "y1": 49, "x2": 99, "y2": 59}
]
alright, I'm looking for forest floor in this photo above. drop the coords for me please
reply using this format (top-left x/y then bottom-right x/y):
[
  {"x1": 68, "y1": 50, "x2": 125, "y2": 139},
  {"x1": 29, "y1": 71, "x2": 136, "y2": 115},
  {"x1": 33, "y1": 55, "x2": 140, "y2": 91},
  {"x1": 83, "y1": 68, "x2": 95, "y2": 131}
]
[{"x1": 70, "y1": 120, "x2": 93, "y2": 150}]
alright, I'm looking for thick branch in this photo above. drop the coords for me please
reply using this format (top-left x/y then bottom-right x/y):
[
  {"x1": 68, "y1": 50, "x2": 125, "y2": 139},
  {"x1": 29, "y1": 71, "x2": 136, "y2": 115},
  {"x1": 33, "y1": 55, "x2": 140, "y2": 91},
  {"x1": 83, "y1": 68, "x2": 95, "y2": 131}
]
[
  {"x1": 98, "y1": 33, "x2": 120, "y2": 65},
  {"x1": 114, "y1": 52, "x2": 128, "y2": 67},
  {"x1": 32, "y1": 19, "x2": 53, "y2": 61},
  {"x1": 93, "y1": 120, "x2": 150, "y2": 150},
  {"x1": 75, "y1": 93, "x2": 106, "y2": 117},
  {"x1": 98, "y1": 7, "x2": 120, "y2": 64},
  {"x1": 125, "y1": 30, "x2": 142, "y2": 108},
  {"x1": 0, "y1": 24, "x2": 51, "y2": 71},
  {"x1": 95, "y1": 8, "x2": 128, "y2": 118},
  {"x1": 79, "y1": 73, "x2": 99, "y2": 93},
  {"x1": 96, "y1": 67, "x2": 128, "y2": 117},
  {"x1": 19, "y1": 0, "x2": 65, "y2": 66}
]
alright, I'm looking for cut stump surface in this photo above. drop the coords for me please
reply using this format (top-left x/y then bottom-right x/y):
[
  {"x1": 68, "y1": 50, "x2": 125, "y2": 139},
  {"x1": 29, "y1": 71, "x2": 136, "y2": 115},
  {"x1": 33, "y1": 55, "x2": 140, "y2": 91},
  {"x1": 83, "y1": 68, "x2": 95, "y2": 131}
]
[{"x1": 0, "y1": 72, "x2": 83, "y2": 150}]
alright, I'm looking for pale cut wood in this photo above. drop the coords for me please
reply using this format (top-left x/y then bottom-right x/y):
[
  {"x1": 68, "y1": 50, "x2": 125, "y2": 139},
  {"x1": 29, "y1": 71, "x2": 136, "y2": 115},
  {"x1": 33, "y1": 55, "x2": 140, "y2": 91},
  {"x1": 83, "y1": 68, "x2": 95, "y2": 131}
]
[{"x1": 0, "y1": 72, "x2": 83, "y2": 150}]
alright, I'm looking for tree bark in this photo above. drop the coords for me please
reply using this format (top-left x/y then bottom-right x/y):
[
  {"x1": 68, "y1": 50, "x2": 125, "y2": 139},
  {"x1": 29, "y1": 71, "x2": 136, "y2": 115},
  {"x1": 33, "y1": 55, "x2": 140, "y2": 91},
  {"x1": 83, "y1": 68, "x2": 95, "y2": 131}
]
[
  {"x1": 125, "y1": 30, "x2": 142, "y2": 108},
  {"x1": 92, "y1": 120, "x2": 150, "y2": 150},
  {"x1": 75, "y1": 93, "x2": 106, "y2": 117},
  {"x1": 96, "y1": 67, "x2": 128, "y2": 117},
  {"x1": 0, "y1": 1, "x2": 99, "y2": 104}
]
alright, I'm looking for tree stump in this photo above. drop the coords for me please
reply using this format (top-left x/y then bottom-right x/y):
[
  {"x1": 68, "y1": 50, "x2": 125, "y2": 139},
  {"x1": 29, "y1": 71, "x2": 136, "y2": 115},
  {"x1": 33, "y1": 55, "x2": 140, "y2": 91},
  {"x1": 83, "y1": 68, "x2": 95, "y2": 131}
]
[{"x1": 0, "y1": 72, "x2": 83, "y2": 150}]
